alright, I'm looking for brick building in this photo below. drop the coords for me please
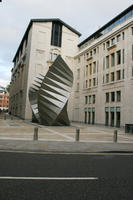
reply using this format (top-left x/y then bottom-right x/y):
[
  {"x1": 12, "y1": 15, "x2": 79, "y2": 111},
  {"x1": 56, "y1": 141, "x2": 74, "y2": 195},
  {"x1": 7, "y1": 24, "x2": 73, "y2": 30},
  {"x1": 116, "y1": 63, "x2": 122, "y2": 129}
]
[{"x1": 0, "y1": 87, "x2": 9, "y2": 111}]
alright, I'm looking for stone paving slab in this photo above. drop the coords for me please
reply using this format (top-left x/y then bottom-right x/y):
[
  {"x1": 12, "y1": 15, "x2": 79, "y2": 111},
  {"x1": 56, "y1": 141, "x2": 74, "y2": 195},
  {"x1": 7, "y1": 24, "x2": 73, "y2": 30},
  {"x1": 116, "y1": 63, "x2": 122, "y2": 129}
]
[{"x1": 0, "y1": 114, "x2": 133, "y2": 152}]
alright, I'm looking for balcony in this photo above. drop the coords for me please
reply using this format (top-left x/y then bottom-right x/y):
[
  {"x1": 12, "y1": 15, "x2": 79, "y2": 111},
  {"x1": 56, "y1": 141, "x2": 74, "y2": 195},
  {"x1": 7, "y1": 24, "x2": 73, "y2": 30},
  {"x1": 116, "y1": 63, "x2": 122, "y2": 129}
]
[{"x1": 107, "y1": 43, "x2": 116, "y2": 50}]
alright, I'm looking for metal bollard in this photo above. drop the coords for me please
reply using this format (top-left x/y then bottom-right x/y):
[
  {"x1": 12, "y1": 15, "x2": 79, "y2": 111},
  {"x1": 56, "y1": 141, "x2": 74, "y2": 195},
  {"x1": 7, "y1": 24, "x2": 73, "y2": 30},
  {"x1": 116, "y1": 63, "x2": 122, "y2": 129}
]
[
  {"x1": 113, "y1": 130, "x2": 118, "y2": 143},
  {"x1": 34, "y1": 127, "x2": 38, "y2": 141},
  {"x1": 76, "y1": 128, "x2": 80, "y2": 142}
]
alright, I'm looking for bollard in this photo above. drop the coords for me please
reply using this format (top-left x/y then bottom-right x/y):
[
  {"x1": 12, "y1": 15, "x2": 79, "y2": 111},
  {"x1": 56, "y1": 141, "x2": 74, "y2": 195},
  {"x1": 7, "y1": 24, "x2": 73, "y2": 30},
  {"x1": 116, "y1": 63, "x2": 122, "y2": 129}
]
[
  {"x1": 34, "y1": 127, "x2": 38, "y2": 141},
  {"x1": 113, "y1": 130, "x2": 118, "y2": 143},
  {"x1": 11, "y1": 116, "x2": 13, "y2": 120},
  {"x1": 76, "y1": 128, "x2": 80, "y2": 142}
]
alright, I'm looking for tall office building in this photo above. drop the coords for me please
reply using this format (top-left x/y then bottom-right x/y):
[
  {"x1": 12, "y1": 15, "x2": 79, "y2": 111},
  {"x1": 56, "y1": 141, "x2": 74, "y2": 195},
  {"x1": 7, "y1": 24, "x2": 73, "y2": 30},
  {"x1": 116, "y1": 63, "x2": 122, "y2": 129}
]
[
  {"x1": 10, "y1": 5, "x2": 133, "y2": 128},
  {"x1": 9, "y1": 19, "x2": 81, "y2": 120},
  {"x1": 73, "y1": 5, "x2": 133, "y2": 127}
]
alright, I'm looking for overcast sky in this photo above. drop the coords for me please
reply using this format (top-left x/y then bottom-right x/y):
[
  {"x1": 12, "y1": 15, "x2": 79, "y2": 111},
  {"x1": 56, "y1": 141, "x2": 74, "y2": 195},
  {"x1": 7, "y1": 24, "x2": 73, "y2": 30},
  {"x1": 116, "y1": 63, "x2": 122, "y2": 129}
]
[{"x1": 0, "y1": 0, "x2": 132, "y2": 87}]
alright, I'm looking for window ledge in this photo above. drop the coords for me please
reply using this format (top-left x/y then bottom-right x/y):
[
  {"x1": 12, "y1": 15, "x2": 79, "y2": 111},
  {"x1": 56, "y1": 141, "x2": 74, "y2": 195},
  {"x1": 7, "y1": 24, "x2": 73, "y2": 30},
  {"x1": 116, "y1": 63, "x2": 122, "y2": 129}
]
[
  {"x1": 86, "y1": 56, "x2": 93, "y2": 61},
  {"x1": 102, "y1": 79, "x2": 124, "y2": 86},
  {"x1": 107, "y1": 44, "x2": 117, "y2": 50}
]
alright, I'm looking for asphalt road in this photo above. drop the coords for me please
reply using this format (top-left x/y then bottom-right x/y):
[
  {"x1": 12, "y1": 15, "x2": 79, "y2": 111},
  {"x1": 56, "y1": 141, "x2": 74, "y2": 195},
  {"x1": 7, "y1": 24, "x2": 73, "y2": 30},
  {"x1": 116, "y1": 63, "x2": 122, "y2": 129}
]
[{"x1": 0, "y1": 151, "x2": 133, "y2": 200}]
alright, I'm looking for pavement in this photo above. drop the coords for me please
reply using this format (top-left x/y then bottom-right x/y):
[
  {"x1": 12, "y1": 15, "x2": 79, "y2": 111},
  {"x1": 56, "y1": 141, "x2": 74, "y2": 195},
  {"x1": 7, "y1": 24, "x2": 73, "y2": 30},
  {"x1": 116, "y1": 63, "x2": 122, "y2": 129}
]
[{"x1": 0, "y1": 113, "x2": 133, "y2": 153}]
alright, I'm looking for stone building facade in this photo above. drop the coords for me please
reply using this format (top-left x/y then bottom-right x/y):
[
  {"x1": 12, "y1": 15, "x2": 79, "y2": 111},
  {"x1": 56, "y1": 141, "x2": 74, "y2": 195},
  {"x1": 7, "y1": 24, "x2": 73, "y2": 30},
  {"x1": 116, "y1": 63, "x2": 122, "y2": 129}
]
[
  {"x1": 10, "y1": 5, "x2": 133, "y2": 127},
  {"x1": 73, "y1": 5, "x2": 133, "y2": 127},
  {"x1": 9, "y1": 19, "x2": 81, "y2": 120}
]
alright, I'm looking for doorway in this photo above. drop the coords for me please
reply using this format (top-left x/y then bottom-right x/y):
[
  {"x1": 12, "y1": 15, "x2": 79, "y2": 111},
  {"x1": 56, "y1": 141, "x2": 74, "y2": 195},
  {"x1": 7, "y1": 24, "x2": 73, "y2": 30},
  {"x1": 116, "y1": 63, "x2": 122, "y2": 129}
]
[
  {"x1": 116, "y1": 112, "x2": 120, "y2": 127},
  {"x1": 92, "y1": 111, "x2": 95, "y2": 124},
  {"x1": 105, "y1": 111, "x2": 109, "y2": 126},
  {"x1": 88, "y1": 112, "x2": 91, "y2": 124},
  {"x1": 110, "y1": 111, "x2": 114, "y2": 127},
  {"x1": 84, "y1": 111, "x2": 87, "y2": 124}
]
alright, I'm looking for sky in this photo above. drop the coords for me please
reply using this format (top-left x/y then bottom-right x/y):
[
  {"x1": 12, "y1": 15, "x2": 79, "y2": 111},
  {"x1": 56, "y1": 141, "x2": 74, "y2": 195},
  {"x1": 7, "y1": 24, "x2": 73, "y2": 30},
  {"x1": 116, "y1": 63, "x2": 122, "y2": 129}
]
[{"x1": 0, "y1": 0, "x2": 132, "y2": 87}]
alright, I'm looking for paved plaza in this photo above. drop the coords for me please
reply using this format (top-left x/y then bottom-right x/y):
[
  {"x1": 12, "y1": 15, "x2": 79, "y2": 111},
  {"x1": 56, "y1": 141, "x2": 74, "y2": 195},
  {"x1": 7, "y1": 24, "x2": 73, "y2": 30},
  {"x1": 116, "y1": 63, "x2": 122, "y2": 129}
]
[{"x1": 0, "y1": 113, "x2": 133, "y2": 144}]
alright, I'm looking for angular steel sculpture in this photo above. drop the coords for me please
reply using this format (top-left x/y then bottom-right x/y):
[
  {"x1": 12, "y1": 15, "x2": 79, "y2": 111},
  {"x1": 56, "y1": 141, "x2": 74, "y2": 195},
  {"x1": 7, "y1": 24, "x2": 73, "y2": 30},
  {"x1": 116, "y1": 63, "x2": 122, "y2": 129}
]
[{"x1": 29, "y1": 55, "x2": 73, "y2": 126}]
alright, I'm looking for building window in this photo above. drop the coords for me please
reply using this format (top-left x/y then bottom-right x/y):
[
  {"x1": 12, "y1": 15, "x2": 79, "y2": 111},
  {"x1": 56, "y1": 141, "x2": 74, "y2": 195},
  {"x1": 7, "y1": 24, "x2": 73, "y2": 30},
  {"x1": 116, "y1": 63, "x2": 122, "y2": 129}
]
[
  {"x1": 50, "y1": 53, "x2": 57, "y2": 61},
  {"x1": 123, "y1": 49, "x2": 125, "y2": 64},
  {"x1": 106, "y1": 93, "x2": 109, "y2": 103},
  {"x1": 117, "y1": 34, "x2": 121, "y2": 42},
  {"x1": 111, "y1": 92, "x2": 115, "y2": 102},
  {"x1": 77, "y1": 69, "x2": 80, "y2": 80},
  {"x1": 77, "y1": 83, "x2": 79, "y2": 91},
  {"x1": 111, "y1": 53, "x2": 115, "y2": 67},
  {"x1": 131, "y1": 27, "x2": 133, "y2": 35},
  {"x1": 78, "y1": 57, "x2": 80, "y2": 63},
  {"x1": 93, "y1": 78, "x2": 96, "y2": 86},
  {"x1": 93, "y1": 62, "x2": 96, "y2": 73},
  {"x1": 94, "y1": 48, "x2": 96, "y2": 54},
  {"x1": 132, "y1": 66, "x2": 133, "y2": 77},
  {"x1": 92, "y1": 95, "x2": 95, "y2": 104},
  {"x1": 103, "y1": 57, "x2": 105, "y2": 70},
  {"x1": 122, "y1": 32, "x2": 125, "y2": 40},
  {"x1": 51, "y1": 22, "x2": 62, "y2": 47},
  {"x1": 111, "y1": 72, "x2": 115, "y2": 82},
  {"x1": 90, "y1": 51, "x2": 92, "y2": 57},
  {"x1": 89, "y1": 79, "x2": 91, "y2": 87},
  {"x1": 117, "y1": 91, "x2": 121, "y2": 102},
  {"x1": 89, "y1": 95, "x2": 91, "y2": 104},
  {"x1": 97, "y1": 61, "x2": 99, "y2": 72},
  {"x1": 122, "y1": 69, "x2": 125, "y2": 79},
  {"x1": 106, "y1": 56, "x2": 109, "y2": 68},
  {"x1": 85, "y1": 66, "x2": 88, "y2": 76},
  {"x1": 117, "y1": 50, "x2": 121, "y2": 65},
  {"x1": 117, "y1": 70, "x2": 121, "y2": 80},
  {"x1": 103, "y1": 43, "x2": 105, "y2": 50},
  {"x1": 89, "y1": 63, "x2": 92, "y2": 75},
  {"x1": 85, "y1": 96, "x2": 88, "y2": 104},
  {"x1": 86, "y1": 53, "x2": 89, "y2": 58},
  {"x1": 85, "y1": 80, "x2": 88, "y2": 88},
  {"x1": 106, "y1": 73, "x2": 109, "y2": 83},
  {"x1": 111, "y1": 38, "x2": 115, "y2": 45},
  {"x1": 106, "y1": 41, "x2": 110, "y2": 48}
]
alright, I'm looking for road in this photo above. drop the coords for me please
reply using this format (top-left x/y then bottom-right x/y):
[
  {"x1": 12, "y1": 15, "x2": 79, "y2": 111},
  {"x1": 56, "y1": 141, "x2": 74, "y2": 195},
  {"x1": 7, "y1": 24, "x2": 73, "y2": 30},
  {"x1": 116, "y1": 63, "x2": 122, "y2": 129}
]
[{"x1": 0, "y1": 151, "x2": 133, "y2": 199}]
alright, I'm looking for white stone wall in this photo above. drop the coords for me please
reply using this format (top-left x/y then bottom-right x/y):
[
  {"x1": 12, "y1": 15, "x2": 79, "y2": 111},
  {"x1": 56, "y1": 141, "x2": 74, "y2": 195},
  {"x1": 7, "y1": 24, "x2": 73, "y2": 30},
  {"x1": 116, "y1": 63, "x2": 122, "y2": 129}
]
[
  {"x1": 19, "y1": 21, "x2": 79, "y2": 120},
  {"x1": 73, "y1": 17, "x2": 133, "y2": 127}
]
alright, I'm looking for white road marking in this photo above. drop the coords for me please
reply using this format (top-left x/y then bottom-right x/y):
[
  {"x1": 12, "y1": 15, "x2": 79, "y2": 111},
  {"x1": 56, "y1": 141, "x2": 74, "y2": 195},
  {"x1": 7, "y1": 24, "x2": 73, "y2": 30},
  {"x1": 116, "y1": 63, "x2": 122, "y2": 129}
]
[
  {"x1": 44, "y1": 128, "x2": 74, "y2": 141},
  {"x1": 0, "y1": 176, "x2": 98, "y2": 180}
]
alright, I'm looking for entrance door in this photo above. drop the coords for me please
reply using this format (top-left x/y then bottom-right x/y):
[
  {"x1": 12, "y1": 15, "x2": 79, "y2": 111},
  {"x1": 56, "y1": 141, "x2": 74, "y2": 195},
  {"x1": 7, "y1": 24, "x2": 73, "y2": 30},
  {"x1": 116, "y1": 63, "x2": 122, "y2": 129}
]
[
  {"x1": 88, "y1": 112, "x2": 91, "y2": 124},
  {"x1": 110, "y1": 112, "x2": 114, "y2": 127},
  {"x1": 116, "y1": 112, "x2": 120, "y2": 127},
  {"x1": 92, "y1": 112, "x2": 95, "y2": 124},
  {"x1": 105, "y1": 112, "x2": 109, "y2": 126},
  {"x1": 84, "y1": 111, "x2": 87, "y2": 124}
]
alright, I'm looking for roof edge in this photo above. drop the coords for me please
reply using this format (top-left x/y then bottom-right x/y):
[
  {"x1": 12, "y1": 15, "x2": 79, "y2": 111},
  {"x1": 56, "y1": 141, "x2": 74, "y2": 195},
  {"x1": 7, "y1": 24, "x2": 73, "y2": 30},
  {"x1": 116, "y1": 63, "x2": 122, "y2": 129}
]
[
  {"x1": 13, "y1": 18, "x2": 81, "y2": 62},
  {"x1": 78, "y1": 4, "x2": 133, "y2": 47}
]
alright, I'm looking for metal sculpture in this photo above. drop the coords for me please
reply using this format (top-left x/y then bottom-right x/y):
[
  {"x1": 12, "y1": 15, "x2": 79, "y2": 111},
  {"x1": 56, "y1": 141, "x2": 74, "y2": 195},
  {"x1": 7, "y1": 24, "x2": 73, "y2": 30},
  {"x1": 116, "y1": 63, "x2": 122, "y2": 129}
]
[{"x1": 29, "y1": 55, "x2": 73, "y2": 126}]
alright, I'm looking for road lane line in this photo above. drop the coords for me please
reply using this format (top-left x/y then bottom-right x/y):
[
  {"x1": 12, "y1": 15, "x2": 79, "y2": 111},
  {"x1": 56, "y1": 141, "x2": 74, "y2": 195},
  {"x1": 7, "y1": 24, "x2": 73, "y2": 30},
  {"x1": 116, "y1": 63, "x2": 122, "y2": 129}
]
[{"x1": 0, "y1": 176, "x2": 98, "y2": 180}]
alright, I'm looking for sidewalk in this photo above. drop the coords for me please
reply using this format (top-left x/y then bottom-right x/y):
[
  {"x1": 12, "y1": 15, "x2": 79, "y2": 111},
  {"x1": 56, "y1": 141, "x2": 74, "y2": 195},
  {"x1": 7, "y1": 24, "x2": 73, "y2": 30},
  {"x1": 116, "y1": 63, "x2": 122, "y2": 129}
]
[
  {"x1": 0, "y1": 140, "x2": 133, "y2": 153},
  {"x1": 0, "y1": 114, "x2": 133, "y2": 153}
]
